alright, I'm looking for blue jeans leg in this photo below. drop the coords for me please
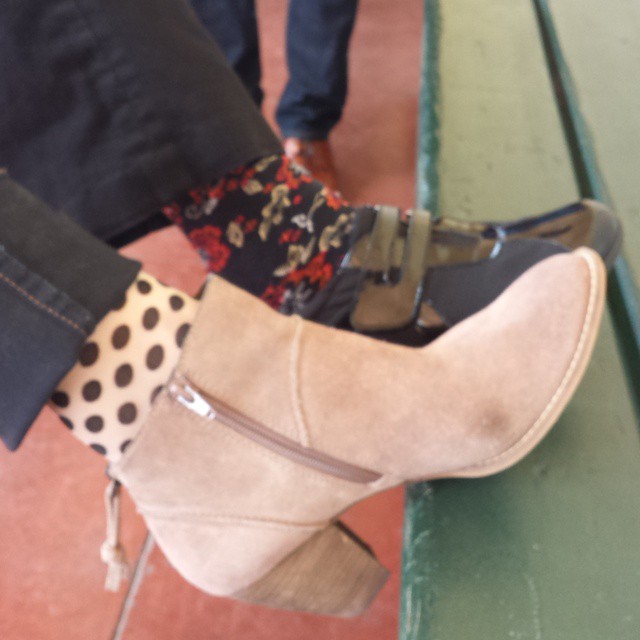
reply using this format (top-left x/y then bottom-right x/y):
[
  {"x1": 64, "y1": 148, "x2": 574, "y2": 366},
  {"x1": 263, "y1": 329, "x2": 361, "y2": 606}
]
[
  {"x1": 0, "y1": 0, "x2": 280, "y2": 241},
  {"x1": 276, "y1": 0, "x2": 359, "y2": 140},
  {"x1": 0, "y1": 175, "x2": 140, "y2": 450},
  {"x1": 191, "y1": 0, "x2": 264, "y2": 106}
]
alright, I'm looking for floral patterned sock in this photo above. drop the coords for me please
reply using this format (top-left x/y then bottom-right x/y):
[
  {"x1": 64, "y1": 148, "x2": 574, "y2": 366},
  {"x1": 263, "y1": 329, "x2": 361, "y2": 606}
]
[
  {"x1": 49, "y1": 273, "x2": 197, "y2": 463},
  {"x1": 161, "y1": 154, "x2": 355, "y2": 313}
]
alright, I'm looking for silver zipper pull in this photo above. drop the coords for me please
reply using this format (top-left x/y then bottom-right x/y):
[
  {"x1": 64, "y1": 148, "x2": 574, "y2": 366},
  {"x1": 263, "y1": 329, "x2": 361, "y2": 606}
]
[{"x1": 168, "y1": 376, "x2": 216, "y2": 420}]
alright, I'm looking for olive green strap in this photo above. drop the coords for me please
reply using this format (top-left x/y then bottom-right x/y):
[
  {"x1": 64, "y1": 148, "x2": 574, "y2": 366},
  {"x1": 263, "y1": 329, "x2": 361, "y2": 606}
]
[
  {"x1": 403, "y1": 208, "x2": 432, "y2": 287},
  {"x1": 362, "y1": 205, "x2": 401, "y2": 273},
  {"x1": 351, "y1": 208, "x2": 432, "y2": 332}
]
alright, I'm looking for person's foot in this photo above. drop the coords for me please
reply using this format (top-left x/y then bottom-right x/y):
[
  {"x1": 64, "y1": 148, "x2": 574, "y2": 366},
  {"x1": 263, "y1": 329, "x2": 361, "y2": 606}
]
[
  {"x1": 109, "y1": 249, "x2": 606, "y2": 615},
  {"x1": 160, "y1": 153, "x2": 621, "y2": 341},
  {"x1": 303, "y1": 200, "x2": 622, "y2": 345},
  {"x1": 283, "y1": 137, "x2": 338, "y2": 191}
]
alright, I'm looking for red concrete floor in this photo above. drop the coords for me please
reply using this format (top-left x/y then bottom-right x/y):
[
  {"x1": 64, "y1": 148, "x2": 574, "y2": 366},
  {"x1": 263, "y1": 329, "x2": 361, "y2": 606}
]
[{"x1": 0, "y1": 1, "x2": 423, "y2": 638}]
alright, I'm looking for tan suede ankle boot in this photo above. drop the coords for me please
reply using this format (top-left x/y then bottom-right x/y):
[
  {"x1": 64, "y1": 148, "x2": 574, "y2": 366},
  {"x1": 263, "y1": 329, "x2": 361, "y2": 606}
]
[{"x1": 109, "y1": 248, "x2": 605, "y2": 617}]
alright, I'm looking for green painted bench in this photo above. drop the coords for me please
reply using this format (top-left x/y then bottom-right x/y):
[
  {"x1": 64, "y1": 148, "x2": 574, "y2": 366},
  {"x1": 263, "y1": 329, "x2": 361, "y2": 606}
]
[{"x1": 400, "y1": 1, "x2": 640, "y2": 638}]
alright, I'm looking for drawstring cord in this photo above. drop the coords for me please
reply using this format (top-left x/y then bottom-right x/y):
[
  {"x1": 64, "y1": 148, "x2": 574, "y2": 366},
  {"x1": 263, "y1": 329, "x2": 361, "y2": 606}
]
[{"x1": 101, "y1": 477, "x2": 129, "y2": 592}]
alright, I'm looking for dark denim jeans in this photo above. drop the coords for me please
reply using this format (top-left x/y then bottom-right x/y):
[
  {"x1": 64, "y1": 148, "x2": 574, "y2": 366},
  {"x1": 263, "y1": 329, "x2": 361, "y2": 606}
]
[
  {"x1": 0, "y1": 176, "x2": 139, "y2": 450},
  {"x1": 0, "y1": 0, "x2": 281, "y2": 243},
  {"x1": 192, "y1": 0, "x2": 359, "y2": 140},
  {"x1": 0, "y1": 0, "x2": 284, "y2": 449}
]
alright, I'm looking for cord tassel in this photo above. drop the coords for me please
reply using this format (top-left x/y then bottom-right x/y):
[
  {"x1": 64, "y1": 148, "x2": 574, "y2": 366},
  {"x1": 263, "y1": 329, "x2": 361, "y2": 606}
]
[{"x1": 101, "y1": 478, "x2": 129, "y2": 592}]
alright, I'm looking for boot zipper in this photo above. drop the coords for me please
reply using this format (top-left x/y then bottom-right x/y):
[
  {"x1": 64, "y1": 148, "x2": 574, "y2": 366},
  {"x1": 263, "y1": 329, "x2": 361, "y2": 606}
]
[{"x1": 167, "y1": 373, "x2": 381, "y2": 485}]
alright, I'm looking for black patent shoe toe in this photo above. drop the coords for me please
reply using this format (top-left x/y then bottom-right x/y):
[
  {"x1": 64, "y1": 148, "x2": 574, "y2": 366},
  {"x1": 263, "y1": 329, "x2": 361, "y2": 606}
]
[
  {"x1": 432, "y1": 199, "x2": 621, "y2": 269},
  {"x1": 301, "y1": 199, "x2": 622, "y2": 347},
  {"x1": 580, "y1": 199, "x2": 622, "y2": 269}
]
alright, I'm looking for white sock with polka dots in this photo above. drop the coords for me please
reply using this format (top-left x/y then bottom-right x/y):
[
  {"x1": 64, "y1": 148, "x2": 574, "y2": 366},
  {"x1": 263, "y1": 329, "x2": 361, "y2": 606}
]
[{"x1": 49, "y1": 273, "x2": 197, "y2": 462}]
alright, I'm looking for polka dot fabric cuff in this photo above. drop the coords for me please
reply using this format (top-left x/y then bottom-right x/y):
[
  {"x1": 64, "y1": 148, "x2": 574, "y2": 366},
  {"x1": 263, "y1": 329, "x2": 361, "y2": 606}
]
[{"x1": 49, "y1": 274, "x2": 197, "y2": 462}]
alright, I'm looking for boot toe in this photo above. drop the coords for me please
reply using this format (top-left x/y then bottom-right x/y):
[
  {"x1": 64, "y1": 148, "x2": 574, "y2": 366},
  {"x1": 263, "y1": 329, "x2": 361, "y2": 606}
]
[{"x1": 447, "y1": 247, "x2": 606, "y2": 478}]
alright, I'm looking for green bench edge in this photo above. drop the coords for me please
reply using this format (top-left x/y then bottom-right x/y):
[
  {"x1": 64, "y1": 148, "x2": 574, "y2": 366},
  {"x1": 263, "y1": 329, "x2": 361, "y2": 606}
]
[{"x1": 400, "y1": 0, "x2": 640, "y2": 637}]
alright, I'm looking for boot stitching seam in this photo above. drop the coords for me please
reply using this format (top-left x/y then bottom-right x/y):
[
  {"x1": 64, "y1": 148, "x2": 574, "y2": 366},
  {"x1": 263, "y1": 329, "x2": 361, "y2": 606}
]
[
  {"x1": 138, "y1": 509, "x2": 325, "y2": 531},
  {"x1": 289, "y1": 317, "x2": 311, "y2": 447}
]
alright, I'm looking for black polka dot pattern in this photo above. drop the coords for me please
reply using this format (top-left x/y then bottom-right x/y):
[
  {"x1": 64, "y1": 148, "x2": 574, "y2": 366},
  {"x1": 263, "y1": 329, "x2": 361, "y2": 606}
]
[
  {"x1": 176, "y1": 323, "x2": 191, "y2": 348},
  {"x1": 137, "y1": 279, "x2": 152, "y2": 294},
  {"x1": 146, "y1": 345, "x2": 164, "y2": 370},
  {"x1": 49, "y1": 273, "x2": 196, "y2": 463},
  {"x1": 82, "y1": 380, "x2": 102, "y2": 402},
  {"x1": 86, "y1": 415, "x2": 104, "y2": 433},
  {"x1": 112, "y1": 294, "x2": 127, "y2": 311},
  {"x1": 115, "y1": 364, "x2": 134, "y2": 387},
  {"x1": 170, "y1": 295, "x2": 184, "y2": 311},
  {"x1": 118, "y1": 403, "x2": 137, "y2": 425},
  {"x1": 79, "y1": 342, "x2": 99, "y2": 367},
  {"x1": 143, "y1": 308, "x2": 160, "y2": 330},
  {"x1": 90, "y1": 443, "x2": 107, "y2": 456},
  {"x1": 112, "y1": 325, "x2": 130, "y2": 350},
  {"x1": 150, "y1": 385, "x2": 164, "y2": 403},
  {"x1": 51, "y1": 391, "x2": 70, "y2": 408},
  {"x1": 120, "y1": 439, "x2": 133, "y2": 454}
]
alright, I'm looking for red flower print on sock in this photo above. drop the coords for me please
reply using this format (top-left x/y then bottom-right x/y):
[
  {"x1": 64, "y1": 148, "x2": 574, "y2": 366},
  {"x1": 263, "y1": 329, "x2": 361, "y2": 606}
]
[
  {"x1": 303, "y1": 252, "x2": 334, "y2": 288},
  {"x1": 279, "y1": 228, "x2": 302, "y2": 245},
  {"x1": 188, "y1": 187, "x2": 207, "y2": 205},
  {"x1": 287, "y1": 252, "x2": 334, "y2": 289},
  {"x1": 207, "y1": 181, "x2": 226, "y2": 201},
  {"x1": 188, "y1": 227, "x2": 232, "y2": 273},
  {"x1": 239, "y1": 166, "x2": 257, "y2": 188},
  {"x1": 276, "y1": 156, "x2": 314, "y2": 190},
  {"x1": 161, "y1": 153, "x2": 351, "y2": 309},
  {"x1": 261, "y1": 282, "x2": 288, "y2": 309},
  {"x1": 162, "y1": 202, "x2": 183, "y2": 226},
  {"x1": 324, "y1": 188, "x2": 348, "y2": 211}
]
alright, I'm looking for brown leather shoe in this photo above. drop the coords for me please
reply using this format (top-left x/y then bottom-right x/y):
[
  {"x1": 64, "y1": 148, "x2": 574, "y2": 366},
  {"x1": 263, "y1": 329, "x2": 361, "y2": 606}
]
[{"x1": 283, "y1": 137, "x2": 339, "y2": 191}]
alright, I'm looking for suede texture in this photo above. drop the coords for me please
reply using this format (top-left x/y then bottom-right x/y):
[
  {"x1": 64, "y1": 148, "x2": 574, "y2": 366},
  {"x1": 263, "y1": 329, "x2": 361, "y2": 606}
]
[
  {"x1": 303, "y1": 250, "x2": 600, "y2": 477},
  {"x1": 110, "y1": 249, "x2": 605, "y2": 597}
]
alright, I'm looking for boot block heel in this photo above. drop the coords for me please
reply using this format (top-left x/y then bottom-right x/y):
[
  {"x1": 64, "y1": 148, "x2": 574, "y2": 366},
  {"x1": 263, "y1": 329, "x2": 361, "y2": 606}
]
[{"x1": 235, "y1": 522, "x2": 389, "y2": 617}]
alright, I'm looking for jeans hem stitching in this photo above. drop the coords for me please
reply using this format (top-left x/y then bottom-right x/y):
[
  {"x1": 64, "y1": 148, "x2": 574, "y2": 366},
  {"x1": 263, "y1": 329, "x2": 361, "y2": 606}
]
[{"x1": 0, "y1": 272, "x2": 87, "y2": 336}]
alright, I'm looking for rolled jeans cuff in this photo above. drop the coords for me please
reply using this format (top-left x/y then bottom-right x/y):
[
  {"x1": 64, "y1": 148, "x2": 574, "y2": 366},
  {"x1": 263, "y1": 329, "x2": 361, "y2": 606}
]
[{"x1": 0, "y1": 176, "x2": 140, "y2": 450}]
